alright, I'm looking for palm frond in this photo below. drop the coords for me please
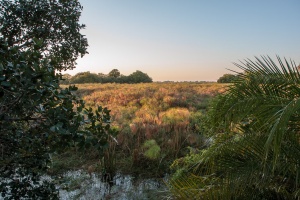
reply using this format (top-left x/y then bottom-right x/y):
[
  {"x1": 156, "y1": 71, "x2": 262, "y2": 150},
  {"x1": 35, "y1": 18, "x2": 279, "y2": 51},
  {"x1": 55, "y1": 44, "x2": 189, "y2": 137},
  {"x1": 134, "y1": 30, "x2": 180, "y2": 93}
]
[{"x1": 169, "y1": 56, "x2": 300, "y2": 199}]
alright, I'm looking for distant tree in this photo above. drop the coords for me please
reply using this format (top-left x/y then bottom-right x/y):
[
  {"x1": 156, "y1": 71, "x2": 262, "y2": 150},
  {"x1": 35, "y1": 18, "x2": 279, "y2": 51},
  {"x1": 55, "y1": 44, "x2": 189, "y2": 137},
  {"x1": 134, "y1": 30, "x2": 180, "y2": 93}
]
[
  {"x1": 102, "y1": 76, "x2": 115, "y2": 83},
  {"x1": 128, "y1": 70, "x2": 153, "y2": 83},
  {"x1": 66, "y1": 69, "x2": 153, "y2": 84},
  {"x1": 117, "y1": 75, "x2": 130, "y2": 83},
  {"x1": 70, "y1": 71, "x2": 100, "y2": 83},
  {"x1": 217, "y1": 73, "x2": 238, "y2": 83},
  {"x1": 108, "y1": 69, "x2": 121, "y2": 78},
  {"x1": 98, "y1": 72, "x2": 107, "y2": 77},
  {"x1": 60, "y1": 73, "x2": 72, "y2": 84},
  {"x1": 63, "y1": 73, "x2": 72, "y2": 80}
]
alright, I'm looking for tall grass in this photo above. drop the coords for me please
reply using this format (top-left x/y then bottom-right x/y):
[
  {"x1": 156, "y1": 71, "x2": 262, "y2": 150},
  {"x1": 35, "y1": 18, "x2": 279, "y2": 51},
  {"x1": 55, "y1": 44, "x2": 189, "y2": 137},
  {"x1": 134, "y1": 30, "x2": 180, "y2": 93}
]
[{"x1": 62, "y1": 82, "x2": 227, "y2": 175}]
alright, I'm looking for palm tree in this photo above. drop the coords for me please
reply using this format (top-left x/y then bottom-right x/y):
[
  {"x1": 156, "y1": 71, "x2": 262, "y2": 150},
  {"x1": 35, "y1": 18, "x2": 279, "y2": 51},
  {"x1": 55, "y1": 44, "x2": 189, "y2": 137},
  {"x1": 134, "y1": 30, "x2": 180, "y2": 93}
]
[{"x1": 169, "y1": 56, "x2": 300, "y2": 199}]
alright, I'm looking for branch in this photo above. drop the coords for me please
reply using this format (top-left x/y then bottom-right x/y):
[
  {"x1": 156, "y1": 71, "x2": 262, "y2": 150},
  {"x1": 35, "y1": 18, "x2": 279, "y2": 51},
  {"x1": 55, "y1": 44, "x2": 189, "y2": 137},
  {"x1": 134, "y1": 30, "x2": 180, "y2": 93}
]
[{"x1": 1, "y1": 117, "x2": 47, "y2": 122}]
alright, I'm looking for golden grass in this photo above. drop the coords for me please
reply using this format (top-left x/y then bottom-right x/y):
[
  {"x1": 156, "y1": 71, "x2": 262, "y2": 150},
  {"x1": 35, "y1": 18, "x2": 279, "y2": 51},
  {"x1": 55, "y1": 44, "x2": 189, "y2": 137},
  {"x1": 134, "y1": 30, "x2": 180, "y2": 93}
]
[{"x1": 68, "y1": 82, "x2": 227, "y2": 173}]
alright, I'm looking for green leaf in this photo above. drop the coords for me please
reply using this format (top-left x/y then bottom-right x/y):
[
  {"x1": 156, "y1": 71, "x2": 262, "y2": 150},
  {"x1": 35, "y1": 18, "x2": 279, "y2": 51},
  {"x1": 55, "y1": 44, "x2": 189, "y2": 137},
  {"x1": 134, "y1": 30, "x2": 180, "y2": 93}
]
[
  {"x1": 7, "y1": 62, "x2": 13, "y2": 68},
  {"x1": 1, "y1": 81, "x2": 11, "y2": 87}
]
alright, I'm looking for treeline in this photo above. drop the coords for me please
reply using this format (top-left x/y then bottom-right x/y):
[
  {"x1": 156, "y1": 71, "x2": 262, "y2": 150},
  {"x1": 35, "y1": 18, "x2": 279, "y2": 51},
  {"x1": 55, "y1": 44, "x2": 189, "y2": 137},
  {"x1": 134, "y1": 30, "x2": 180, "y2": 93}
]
[
  {"x1": 217, "y1": 73, "x2": 238, "y2": 83},
  {"x1": 60, "y1": 69, "x2": 153, "y2": 84}
]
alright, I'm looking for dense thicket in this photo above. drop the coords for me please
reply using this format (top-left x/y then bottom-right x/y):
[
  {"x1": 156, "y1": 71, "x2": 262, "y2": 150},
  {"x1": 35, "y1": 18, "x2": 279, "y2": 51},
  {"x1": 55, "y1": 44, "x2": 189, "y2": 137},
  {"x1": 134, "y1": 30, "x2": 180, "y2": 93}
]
[
  {"x1": 0, "y1": 0, "x2": 113, "y2": 198},
  {"x1": 61, "y1": 69, "x2": 153, "y2": 84}
]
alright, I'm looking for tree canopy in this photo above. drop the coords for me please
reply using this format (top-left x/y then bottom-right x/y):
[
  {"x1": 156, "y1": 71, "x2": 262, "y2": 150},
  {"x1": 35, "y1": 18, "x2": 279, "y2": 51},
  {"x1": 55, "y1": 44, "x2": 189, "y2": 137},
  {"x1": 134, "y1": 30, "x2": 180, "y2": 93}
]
[
  {"x1": 61, "y1": 69, "x2": 153, "y2": 84},
  {"x1": 0, "y1": 0, "x2": 113, "y2": 198},
  {"x1": 70, "y1": 71, "x2": 101, "y2": 84},
  {"x1": 108, "y1": 69, "x2": 121, "y2": 78},
  {"x1": 127, "y1": 70, "x2": 153, "y2": 83},
  {"x1": 217, "y1": 73, "x2": 238, "y2": 83}
]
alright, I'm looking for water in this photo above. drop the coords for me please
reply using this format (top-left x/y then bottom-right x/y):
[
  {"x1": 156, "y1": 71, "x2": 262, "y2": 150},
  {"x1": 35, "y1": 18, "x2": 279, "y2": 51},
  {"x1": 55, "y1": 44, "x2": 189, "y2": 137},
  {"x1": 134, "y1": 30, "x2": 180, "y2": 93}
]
[
  {"x1": 56, "y1": 170, "x2": 171, "y2": 200},
  {"x1": 0, "y1": 170, "x2": 171, "y2": 199}
]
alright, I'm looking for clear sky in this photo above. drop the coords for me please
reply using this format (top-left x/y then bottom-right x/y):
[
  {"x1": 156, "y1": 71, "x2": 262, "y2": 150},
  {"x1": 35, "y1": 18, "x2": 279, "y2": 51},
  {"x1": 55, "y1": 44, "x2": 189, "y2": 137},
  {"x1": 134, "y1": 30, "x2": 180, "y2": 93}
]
[{"x1": 67, "y1": 0, "x2": 300, "y2": 81}]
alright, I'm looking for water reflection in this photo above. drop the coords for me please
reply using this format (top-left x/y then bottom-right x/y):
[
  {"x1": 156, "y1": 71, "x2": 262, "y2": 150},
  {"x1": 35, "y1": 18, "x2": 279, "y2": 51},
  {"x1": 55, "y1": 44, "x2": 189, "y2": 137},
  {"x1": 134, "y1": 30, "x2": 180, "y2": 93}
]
[{"x1": 58, "y1": 170, "x2": 170, "y2": 200}]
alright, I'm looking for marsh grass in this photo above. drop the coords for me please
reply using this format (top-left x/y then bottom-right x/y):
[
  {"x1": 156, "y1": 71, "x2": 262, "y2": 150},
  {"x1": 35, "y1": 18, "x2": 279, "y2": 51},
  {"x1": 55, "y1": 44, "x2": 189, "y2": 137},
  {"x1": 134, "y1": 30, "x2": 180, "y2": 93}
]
[
  {"x1": 50, "y1": 148, "x2": 102, "y2": 175},
  {"x1": 56, "y1": 82, "x2": 227, "y2": 176}
]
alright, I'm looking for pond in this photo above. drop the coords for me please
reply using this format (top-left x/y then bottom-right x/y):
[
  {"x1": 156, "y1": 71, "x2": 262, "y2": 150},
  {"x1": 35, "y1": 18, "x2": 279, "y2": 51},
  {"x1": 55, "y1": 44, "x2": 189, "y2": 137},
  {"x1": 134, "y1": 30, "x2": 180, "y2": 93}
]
[{"x1": 54, "y1": 170, "x2": 171, "y2": 200}]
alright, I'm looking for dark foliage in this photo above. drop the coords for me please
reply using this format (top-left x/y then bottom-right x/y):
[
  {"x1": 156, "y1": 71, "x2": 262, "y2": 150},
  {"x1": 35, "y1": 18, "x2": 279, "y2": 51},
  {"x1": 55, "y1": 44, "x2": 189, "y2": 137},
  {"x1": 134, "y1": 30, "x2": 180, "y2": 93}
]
[
  {"x1": 62, "y1": 70, "x2": 153, "y2": 84},
  {"x1": 0, "y1": 0, "x2": 113, "y2": 198},
  {"x1": 217, "y1": 73, "x2": 238, "y2": 83}
]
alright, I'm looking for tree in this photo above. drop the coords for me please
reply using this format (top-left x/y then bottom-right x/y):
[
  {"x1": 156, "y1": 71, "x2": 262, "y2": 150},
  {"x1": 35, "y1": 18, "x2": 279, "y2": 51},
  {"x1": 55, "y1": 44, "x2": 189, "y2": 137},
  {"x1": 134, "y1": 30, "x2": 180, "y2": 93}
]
[
  {"x1": 128, "y1": 70, "x2": 153, "y2": 83},
  {"x1": 170, "y1": 56, "x2": 300, "y2": 199},
  {"x1": 70, "y1": 71, "x2": 100, "y2": 83},
  {"x1": 116, "y1": 74, "x2": 130, "y2": 83},
  {"x1": 60, "y1": 73, "x2": 72, "y2": 84},
  {"x1": 217, "y1": 73, "x2": 238, "y2": 83},
  {"x1": 108, "y1": 69, "x2": 121, "y2": 78},
  {"x1": 0, "y1": 0, "x2": 113, "y2": 198}
]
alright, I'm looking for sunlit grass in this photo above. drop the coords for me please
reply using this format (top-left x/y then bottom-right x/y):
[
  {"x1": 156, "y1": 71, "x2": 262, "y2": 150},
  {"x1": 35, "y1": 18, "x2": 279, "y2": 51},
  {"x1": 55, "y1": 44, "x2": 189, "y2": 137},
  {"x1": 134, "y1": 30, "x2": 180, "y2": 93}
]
[{"x1": 60, "y1": 82, "x2": 227, "y2": 175}]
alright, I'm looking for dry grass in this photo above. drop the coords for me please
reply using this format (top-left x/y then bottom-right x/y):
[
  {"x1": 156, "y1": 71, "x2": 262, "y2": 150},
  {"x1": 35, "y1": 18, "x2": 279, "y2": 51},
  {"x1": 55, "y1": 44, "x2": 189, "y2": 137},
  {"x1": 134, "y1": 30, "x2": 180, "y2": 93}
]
[{"x1": 67, "y1": 82, "x2": 227, "y2": 175}]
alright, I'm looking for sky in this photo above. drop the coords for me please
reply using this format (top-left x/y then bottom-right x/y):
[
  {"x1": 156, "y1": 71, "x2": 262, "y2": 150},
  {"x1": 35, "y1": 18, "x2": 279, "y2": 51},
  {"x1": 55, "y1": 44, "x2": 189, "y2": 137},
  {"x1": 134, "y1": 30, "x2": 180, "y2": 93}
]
[{"x1": 67, "y1": 0, "x2": 300, "y2": 81}]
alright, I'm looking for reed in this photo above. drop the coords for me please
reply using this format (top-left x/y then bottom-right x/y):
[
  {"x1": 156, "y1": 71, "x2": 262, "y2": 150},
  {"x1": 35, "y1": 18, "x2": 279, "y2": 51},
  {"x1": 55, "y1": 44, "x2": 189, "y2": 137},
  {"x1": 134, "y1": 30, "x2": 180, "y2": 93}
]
[{"x1": 60, "y1": 82, "x2": 227, "y2": 175}]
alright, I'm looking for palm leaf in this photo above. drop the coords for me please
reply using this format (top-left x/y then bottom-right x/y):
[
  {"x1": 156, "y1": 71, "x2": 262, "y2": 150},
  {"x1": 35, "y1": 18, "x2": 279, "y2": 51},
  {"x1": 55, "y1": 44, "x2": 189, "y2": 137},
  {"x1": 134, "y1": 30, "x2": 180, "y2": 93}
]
[
  {"x1": 214, "y1": 56, "x2": 300, "y2": 162},
  {"x1": 169, "y1": 56, "x2": 300, "y2": 199}
]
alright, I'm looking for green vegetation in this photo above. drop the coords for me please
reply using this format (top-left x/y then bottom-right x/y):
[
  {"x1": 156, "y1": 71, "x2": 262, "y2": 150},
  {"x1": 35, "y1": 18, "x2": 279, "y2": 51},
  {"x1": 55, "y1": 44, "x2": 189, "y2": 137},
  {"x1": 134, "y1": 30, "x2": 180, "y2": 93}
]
[
  {"x1": 143, "y1": 139, "x2": 161, "y2": 160},
  {"x1": 217, "y1": 73, "x2": 238, "y2": 83},
  {"x1": 61, "y1": 69, "x2": 153, "y2": 84},
  {"x1": 57, "y1": 82, "x2": 225, "y2": 177},
  {"x1": 169, "y1": 56, "x2": 300, "y2": 199},
  {"x1": 1, "y1": 1, "x2": 297, "y2": 199},
  {"x1": 0, "y1": 0, "x2": 113, "y2": 198}
]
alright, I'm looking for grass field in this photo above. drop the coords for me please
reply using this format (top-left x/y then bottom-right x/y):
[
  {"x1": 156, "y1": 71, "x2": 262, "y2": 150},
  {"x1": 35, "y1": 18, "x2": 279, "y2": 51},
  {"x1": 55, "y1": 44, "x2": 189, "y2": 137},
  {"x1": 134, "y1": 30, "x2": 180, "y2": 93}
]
[{"x1": 54, "y1": 82, "x2": 227, "y2": 176}]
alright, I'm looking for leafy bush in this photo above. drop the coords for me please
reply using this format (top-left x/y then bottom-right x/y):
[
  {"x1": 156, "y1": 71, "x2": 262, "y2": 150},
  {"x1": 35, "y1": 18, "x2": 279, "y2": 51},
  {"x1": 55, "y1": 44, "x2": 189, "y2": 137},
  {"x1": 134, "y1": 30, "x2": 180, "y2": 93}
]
[{"x1": 143, "y1": 140, "x2": 161, "y2": 160}]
